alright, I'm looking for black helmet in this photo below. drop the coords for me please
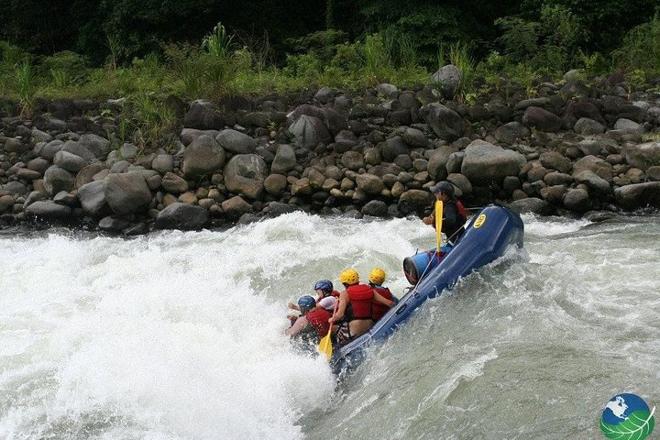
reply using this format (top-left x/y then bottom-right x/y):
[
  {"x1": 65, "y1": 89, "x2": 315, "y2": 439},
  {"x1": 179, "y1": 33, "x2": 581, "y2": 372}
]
[{"x1": 430, "y1": 181, "x2": 455, "y2": 198}]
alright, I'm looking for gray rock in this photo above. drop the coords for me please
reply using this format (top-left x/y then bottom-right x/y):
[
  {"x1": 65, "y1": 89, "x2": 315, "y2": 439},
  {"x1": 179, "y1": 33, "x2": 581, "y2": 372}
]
[
  {"x1": 25, "y1": 201, "x2": 71, "y2": 219},
  {"x1": 119, "y1": 143, "x2": 138, "y2": 160},
  {"x1": 402, "y1": 127, "x2": 428, "y2": 147},
  {"x1": 104, "y1": 172, "x2": 152, "y2": 214},
  {"x1": 79, "y1": 134, "x2": 111, "y2": 159},
  {"x1": 539, "y1": 151, "x2": 572, "y2": 173},
  {"x1": 341, "y1": 151, "x2": 365, "y2": 171},
  {"x1": 24, "y1": 191, "x2": 47, "y2": 208},
  {"x1": 110, "y1": 160, "x2": 130, "y2": 173},
  {"x1": 376, "y1": 83, "x2": 398, "y2": 98},
  {"x1": 420, "y1": 103, "x2": 464, "y2": 141},
  {"x1": 264, "y1": 201, "x2": 299, "y2": 217},
  {"x1": 155, "y1": 202, "x2": 209, "y2": 230},
  {"x1": 461, "y1": 140, "x2": 526, "y2": 184},
  {"x1": 16, "y1": 168, "x2": 41, "y2": 180},
  {"x1": 221, "y1": 195, "x2": 253, "y2": 219},
  {"x1": 577, "y1": 139, "x2": 603, "y2": 157},
  {"x1": 161, "y1": 172, "x2": 189, "y2": 193},
  {"x1": 31, "y1": 128, "x2": 52, "y2": 143},
  {"x1": 574, "y1": 170, "x2": 611, "y2": 193},
  {"x1": 397, "y1": 189, "x2": 433, "y2": 214},
  {"x1": 264, "y1": 174, "x2": 288, "y2": 196},
  {"x1": 223, "y1": 154, "x2": 268, "y2": 199},
  {"x1": 2, "y1": 181, "x2": 28, "y2": 195},
  {"x1": 152, "y1": 154, "x2": 174, "y2": 174},
  {"x1": 540, "y1": 185, "x2": 567, "y2": 204},
  {"x1": 182, "y1": 135, "x2": 226, "y2": 178},
  {"x1": 574, "y1": 118, "x2": 605, "y2": 135},
  {"x1": 563, "y1": 188, "x2": 590, "y2": 212},
  {"x1": 447, "y1": 173, "x2": 472, "y2": 195},
  {"x1": 180, "y1": 128, "x2": 220, "y2": 146},
  {"x1": 98, "y1": 216, "x2": 131, "y2": 232},
  {"x1": 62, "y1": 140, "x2": 96, "y2": 163},
  {"x1": 614, "y1": 182, "x2": 660, "y2": 209},
  {"x1": 0, "y1": 195, "x2": 14, "y2": 213},
  {"x1": 381, "y1": 136, "x2": 409, "y2": 162},
  {"x1": 314, "y1": 87, "x2": 336, "y2": 104},
  {"x1": 77, "y1": 180, "x2": 108, "y2": 216},
  {"x1": 288, "y1": 115, "x2": 331, "y2": 149},
  {"x1": 431, "y1": 64, "x2": 461, "y2": 99},
  {"x1": 54, "y1": 150, "x2": 87, "y2": 173},
  {"x1": 184, "y1": 100, "x2": 225, "y2": 130},
  {"x1": 522, "y1": 106, "x2": 562, "y2": 132},
  {"x1": 427, "y1": 145, "x2": 458, "y2": 180},
  {"x1": 515, "y1": 97, "x2": 551, "y2": 111},
  {"x1": 53, "y1": 191, "x2": 78, "y2": 207},
  {"x1": 216, "y1": 129, "x2": 257, "y2": 154},
  {"x1": 614, "y1": 118, "x2": 642, "y2": 132},
  {"x1": 624, "y1": 142, "x2": 660, "y2": 171},
  {"x1": 361, "y1": 200, "x2": 388, "y2": 217},
  {"x1": 75, "y1": 163, "x2": 107, "y2": 188},
  {"x1": 509, "y1": 197, "x2": 553, "y2": 215},
  {"x1": 647, "y1": 166, "x2": 660, "y2": 181},
  {"x1": 446, "y1": 151, "x2": 464, "y2": 174},
  {"x1": 494, "y1": 122, "x2": 530, "y2": 144},
  {"x1": 271, "y1": 144, "x2": 297, "y2": 174},
  {"x1": 4, "y1": 137, "x2": 26, "y2": 153},
  {"x1": 573, "y1": 155, "x2": 613, "y2": 181},
  {"x1": 40, "y1": 140, "x2": 64, "y2": 160},
  {"x1": 27, "y1": 157, "x2": 50, "y2": 173},
  {"x1": 44, "y1": 166, "x2": 74, "y2": 195},
  {"x1": 544, "y1": 171, "x2": 574, "y2": 186},
  {"x1": 356, "y1": 174, "x2": 385, "y2": 195}
]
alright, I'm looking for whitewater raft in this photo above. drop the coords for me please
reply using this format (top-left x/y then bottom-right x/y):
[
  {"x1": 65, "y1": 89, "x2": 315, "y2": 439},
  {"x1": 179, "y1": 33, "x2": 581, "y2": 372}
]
[{"x1": 331, "y1": 204, "x2": 524, "y2": 373}]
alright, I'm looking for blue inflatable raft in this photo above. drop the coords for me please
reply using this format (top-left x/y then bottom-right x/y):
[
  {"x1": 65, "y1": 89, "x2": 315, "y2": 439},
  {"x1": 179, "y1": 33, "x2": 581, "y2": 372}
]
[{"x1": 331, "y1": 205, "x2": 524, "y2": 373}]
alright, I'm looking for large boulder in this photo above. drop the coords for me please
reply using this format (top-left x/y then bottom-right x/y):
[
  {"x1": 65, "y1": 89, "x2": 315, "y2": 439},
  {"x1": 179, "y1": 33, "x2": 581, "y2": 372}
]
[
  {"x1": 509, "y1": 197, "x2": 553, "y2": 215},
  {"x1": 624, "y1": 142, "x2": 660, "y2": 171},
  {"x1": 75, "y1": 163, "x2": 107, "y2": 188},
  {"x1": 420, "y1": 103, "x2": 464, "y2": 141},
  {"x1": 221, "y1": 195, "x2": 253, "y2": 219},
  {"x1": 563, "y1": 188, "x2": 590, "y2": 212},
  {"x1": 288, "y1": 115, "x2": 331, "y2": 149},
  {"x1": 62, "y1": 140, "x2": 96, "y2": 163},
  {"x1": 431, "y1": 64, "x2": 461, "y2": 99},
  {"x1": 77, "y1": 180, "x2": 108, "y2": 216},
  {"x1": 461, "y1": 140, "x2": 526, "y2": 184},
  {"x1": 355, "y1": 174, "x2": 385, "y2": 195},
  {"x1": 182, "y1": 135, "x2": 226, "y2": 178},
  {"x1": 25, "y1": 201, "x2": 72, "y2": 220},
  {"x1": 78, "y1": 134, "x2": 111, "y2": 159},
  {"x1": 427, "y1": 145, "x2": 458, "y2": 180},
  {"x1": 494, "y1": 122, "x2": 530, "y2": 144},
  {"x1": 397, "y1": 189, "x2": 433, "y2": 214},
  {"x1": 402, "y1": 127, "x2": 428, "y2": 147},
  {"x1": 522, "y1": 106, "x2": 562, "y2": 132},
  {"x1": 574, "y1": 117, "x2": 605, "y2": 135},
  {"x1": 614, "y1": 182, "x2": 660, "y2": 209},
  {"x1": 39, "y1": 140, "x2": 64, "y2": 160},
  {"x1": 54, "y1": 150, "x2": 87, "y2": 173},
  {"x1": 216, "y1": 129, "x2": 257, "y2": 154},
  {"x1": 104, "y1": 172, "x2": 152, "y2": 214},
  {"x1": 574, "y1": 170, "x2": 611, "y2": 193},
  {"x1": 381, "y1": 136, "x2": 409, "y2": 162},
  {"x1": 184, "y1": 100, "x2": 225, "y2": 130},
  {"x1": 270, "y1": 144, "x2": 297, "y2": 174},
  {"x1": 573, "y1": 155, "x2": 613, "y2": 181},
  {"x1": 223, "y1": 154, "x2": 268, "y2": 199},
  {"x1": 155, "y1": 202, "x2": 209, "y2": 230},
  {"x1": 361, "y1": 200, "x2": 388, "y2": 217},
  {"x1": 161, "y1": 172, "x2": 189, "y2": 194},
  {"x1": 539, "y1": 151, "x2": 572, "y2": 174},
  {"x1": 43, "y1": 166, "x2": 74, "y2": 195}
]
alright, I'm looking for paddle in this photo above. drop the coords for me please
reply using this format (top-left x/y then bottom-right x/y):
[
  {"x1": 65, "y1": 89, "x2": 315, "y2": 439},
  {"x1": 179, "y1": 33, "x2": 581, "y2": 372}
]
[
  {"x1": 318, "y1": 299, "x2": 338, "y2": 360},
  {"x1": 435, "y1": 200, "x2": 444, "y2": 254}
]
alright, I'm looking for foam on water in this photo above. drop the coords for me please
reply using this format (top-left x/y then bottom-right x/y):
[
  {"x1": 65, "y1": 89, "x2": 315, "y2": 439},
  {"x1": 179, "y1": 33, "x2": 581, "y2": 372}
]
[{"x1": 1, "y1": 212, "x2": 659, "y2": 439}]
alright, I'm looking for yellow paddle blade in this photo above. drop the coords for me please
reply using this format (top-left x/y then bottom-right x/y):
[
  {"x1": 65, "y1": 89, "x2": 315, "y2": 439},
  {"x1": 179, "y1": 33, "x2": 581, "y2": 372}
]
[
  {"x1": 318, "y1": 332, "x2": 333, "y2": 360},
  {"x1": 435, "y1": 200, "x2": 444, "y2": 251}
]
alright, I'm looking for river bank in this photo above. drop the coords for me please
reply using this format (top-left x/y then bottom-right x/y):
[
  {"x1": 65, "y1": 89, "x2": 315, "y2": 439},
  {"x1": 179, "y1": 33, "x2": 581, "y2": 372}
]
[{"x1": 1, "y1": 71, "x2": 659, "y2": 233}]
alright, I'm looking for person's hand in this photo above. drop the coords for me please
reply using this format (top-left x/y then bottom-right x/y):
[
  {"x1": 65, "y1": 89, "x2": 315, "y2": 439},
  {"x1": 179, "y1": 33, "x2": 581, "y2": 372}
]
[
  {"x1": 287, "y1": 302, "x2": 295, "y2": 309},
  {"x1": 422, "y1": 216, "x2": 433, "y2": 225}
]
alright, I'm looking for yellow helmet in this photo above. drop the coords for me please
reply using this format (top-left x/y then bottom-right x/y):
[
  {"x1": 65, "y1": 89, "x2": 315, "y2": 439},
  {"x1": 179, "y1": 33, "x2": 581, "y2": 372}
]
[
  {"x1": 339, "y1": 268, "x2": 359, "y2": 285},
  {"x1": 368, "y1": 267, "x2": 386, "y2": 285}
]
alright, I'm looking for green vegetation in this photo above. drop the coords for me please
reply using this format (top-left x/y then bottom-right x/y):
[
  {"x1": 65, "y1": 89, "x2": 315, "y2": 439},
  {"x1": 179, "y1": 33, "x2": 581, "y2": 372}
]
[{"x1": 0, "y1": 3, "x2": 658, "y2": 114}]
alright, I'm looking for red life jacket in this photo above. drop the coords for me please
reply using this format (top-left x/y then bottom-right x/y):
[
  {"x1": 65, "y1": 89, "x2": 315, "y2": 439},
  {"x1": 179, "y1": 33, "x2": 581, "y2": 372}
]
[
  {"x1": 346, "y1": 284, "x2": 374, "y2": 320},
  {"x1": 331, "y1": 290, "x2": 341, "y2": 298},
  {"x1": 456, "y1": 199, "x2": 467, "y2": 221},
  {"x1": 305, "y1": 307, "x2": 331, "y2": 338},
  {"x1": 371, "y1": 286, "x2": 393, "y2": 321}
]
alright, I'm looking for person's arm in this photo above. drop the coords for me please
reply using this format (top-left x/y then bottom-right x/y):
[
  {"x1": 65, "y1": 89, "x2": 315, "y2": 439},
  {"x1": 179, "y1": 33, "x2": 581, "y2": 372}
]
[
  {"x1": 422, "y1": 211, "x2": 435, "y2": 225},
  {"x1": 285, "y1": 316, "x2": 308, "y2": 337},
  {"x1": 373, "y1": 291, "x2": 394, "y2": 308},
  {"x1": 330, "y1": 290, "x2": 349, "y2": 323}
]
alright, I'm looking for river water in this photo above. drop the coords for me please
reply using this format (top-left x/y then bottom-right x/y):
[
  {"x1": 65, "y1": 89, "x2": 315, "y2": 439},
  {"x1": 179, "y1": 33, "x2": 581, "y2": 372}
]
[{"x1": 0, "y1": 212, "x2": 658, "y2": 439}]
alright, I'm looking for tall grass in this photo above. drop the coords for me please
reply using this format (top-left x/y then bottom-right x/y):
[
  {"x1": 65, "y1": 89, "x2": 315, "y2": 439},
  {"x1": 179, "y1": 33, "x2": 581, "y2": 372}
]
[
  {"x1": 363, "y1": 33, "x2": 390, "y2": 84},
  {"x1": 448, "y1": 42, "x2": 476, "y2": 102},
  {"x1": 16, "y1": 61, "x2": 35, "y2": 116},
  {"x1": 202, "y1": 22, "x2": 234, "y2": 59}
]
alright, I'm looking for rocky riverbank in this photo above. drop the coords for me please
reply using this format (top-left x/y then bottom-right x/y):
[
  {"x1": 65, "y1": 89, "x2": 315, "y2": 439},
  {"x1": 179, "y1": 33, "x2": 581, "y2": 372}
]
[{"x1": 1, "y1": 70, "x2": 660, "y2": 233}]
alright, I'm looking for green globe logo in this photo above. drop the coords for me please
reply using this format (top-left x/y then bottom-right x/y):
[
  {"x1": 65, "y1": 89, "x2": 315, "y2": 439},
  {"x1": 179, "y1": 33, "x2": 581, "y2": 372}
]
[{"x1": 600, "y1": 393, "x2": 655, "y2": 440}]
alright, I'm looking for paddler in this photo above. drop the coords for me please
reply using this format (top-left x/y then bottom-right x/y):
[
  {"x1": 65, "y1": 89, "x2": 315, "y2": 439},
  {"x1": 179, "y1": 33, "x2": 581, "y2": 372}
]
[
  {"x1": 329, "y1": 269, "x2": 395, "y2": 346},
  {"x1": 287, "y1": 279, "x2": 339, "y2": 312},
  {"x1": 367, "y1": 267, "x2": 397, "y2": 321},
  {"x1": 422, "y1": 181, "x2": 467, "y2": 244},
  {"x1": 285, "y1": 295, "x2": 333, "y2": 340}
]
